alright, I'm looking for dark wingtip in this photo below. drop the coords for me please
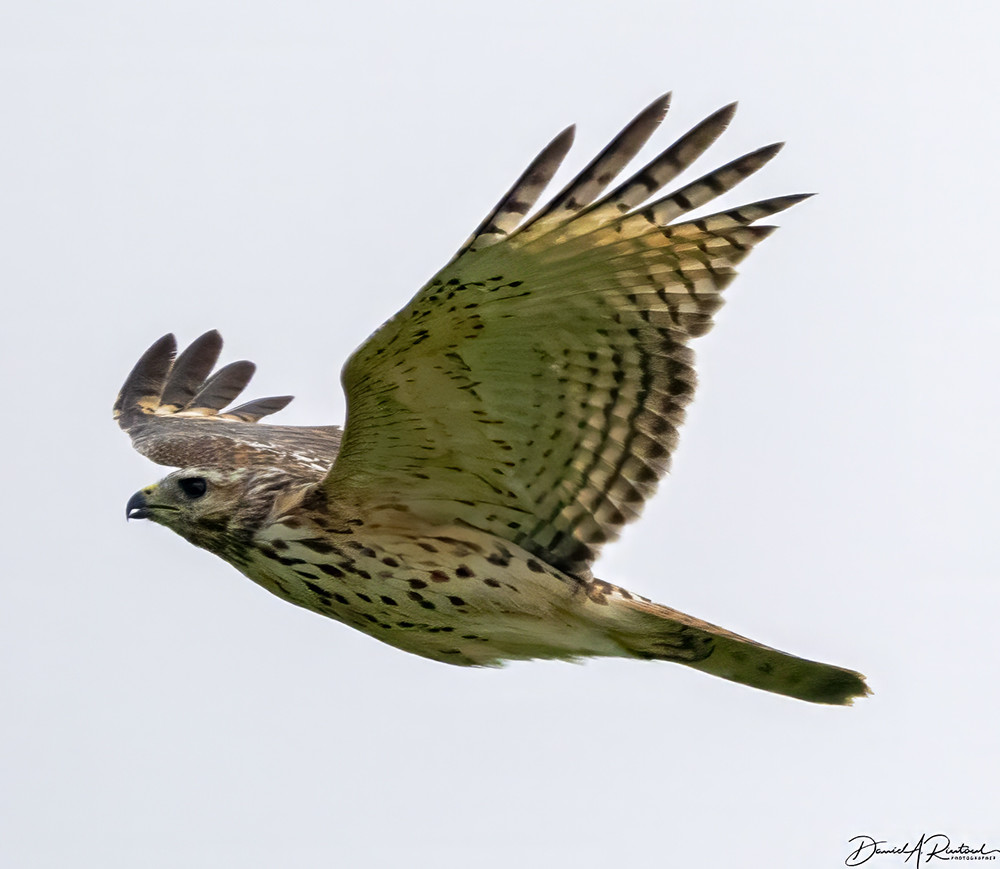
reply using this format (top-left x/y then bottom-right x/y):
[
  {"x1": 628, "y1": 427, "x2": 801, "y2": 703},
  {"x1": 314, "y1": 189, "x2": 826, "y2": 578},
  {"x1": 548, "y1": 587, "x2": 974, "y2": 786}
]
[
  {"x1": 640, "y1": 92, "x2": 673, "y2": 124},
  {"x1": 226, "y1": 394, "x2": 295, "y2": 421},
  {"x1": 552, "y1": 123, "x2": 576, "y2": 151},
  {"x1": 190, "y1": 329, "x2": 224, "y2": 357},
  {"x1": 713, "y1": 101, "x2": 738, "y2": 127},
  {"x1": 136, "y1": 334, "x2": 178, "y2": 373},
  {"x1": 729, "y1": 142, "x2": 785, "y2": 177},
  {"x1": 114, "y1": 333, "x2": 177, "y2": 424},
  {"x1": 537, "y1": 125, "x2": 577, "y2": 180},
  {"x1": 188, "y1": 360, "x2": 257, "y2": 412},
  {"x1": 160, "y1": 330, "x2": 225, "y2": 410}
]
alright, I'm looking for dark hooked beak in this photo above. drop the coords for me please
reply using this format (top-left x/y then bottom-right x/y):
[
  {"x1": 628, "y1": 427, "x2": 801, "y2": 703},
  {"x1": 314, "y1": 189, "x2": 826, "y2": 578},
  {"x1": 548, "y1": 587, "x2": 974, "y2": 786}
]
[{"x1": 126, "y1": 490, "x2": 150, "y2": 521}]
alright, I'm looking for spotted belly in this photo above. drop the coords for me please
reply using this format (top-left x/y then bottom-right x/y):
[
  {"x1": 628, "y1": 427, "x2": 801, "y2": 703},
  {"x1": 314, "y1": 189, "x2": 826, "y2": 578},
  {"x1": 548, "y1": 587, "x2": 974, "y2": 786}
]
[{"x1": 237, "y1": 519, "x2": 629, "y2": 665}]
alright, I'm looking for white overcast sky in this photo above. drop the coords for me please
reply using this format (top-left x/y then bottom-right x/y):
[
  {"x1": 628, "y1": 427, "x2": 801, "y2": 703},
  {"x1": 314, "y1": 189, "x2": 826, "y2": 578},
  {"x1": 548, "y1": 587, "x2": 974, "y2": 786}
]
[{"x1": 3, "y1": 3, "x2": 999, "y2": 867}]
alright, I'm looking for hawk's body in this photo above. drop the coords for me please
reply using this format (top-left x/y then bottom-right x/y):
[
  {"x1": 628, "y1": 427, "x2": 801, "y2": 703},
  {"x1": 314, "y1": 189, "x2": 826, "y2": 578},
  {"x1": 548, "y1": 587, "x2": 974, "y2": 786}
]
[
  {"x1": 117, "y1": 95, "x2": 870, "y2": 704},
  {"x1": 248, "y1": 513, "x2": 636, "y2": 667}
]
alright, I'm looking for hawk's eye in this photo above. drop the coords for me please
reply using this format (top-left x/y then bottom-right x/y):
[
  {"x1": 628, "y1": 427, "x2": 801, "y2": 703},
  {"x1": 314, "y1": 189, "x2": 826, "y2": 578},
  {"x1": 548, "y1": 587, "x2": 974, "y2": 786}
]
[{"x1": 178, "y1": 477, "x2": 208, "y2": 499}]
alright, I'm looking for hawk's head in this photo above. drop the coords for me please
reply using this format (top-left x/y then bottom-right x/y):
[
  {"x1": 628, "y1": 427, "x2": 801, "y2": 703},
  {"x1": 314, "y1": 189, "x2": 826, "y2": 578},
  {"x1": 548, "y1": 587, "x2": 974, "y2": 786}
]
[{"x1": 126, "y1": 467, "x2": 295, "y2": 559}]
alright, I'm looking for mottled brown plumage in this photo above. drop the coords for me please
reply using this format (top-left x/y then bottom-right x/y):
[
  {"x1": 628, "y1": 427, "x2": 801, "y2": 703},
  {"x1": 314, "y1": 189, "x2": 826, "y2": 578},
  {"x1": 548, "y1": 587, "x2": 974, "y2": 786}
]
[{"x1": 117, "y1": 94, "x2": 870, "y2": 705}]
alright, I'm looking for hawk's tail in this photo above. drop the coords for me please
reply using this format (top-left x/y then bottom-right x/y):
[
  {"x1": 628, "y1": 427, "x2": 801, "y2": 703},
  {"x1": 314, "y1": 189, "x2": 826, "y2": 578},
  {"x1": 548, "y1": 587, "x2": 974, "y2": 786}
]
[{"x1": 589, "y1": 588, "x2": 870, "y2": 705}]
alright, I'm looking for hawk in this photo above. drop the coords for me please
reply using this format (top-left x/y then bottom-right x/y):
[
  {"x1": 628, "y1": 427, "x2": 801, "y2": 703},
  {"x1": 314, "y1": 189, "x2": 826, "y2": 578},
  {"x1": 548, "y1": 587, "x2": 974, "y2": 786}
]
[{"x1": 116, "y1": 94, "x2": 869, "y2": 705}]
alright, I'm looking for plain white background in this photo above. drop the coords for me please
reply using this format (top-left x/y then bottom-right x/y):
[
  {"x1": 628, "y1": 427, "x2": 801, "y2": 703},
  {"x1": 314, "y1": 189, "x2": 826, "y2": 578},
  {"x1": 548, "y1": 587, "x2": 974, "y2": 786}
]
[{"x1": 2, "y1": 2, "x2": 997, "y2": 866}]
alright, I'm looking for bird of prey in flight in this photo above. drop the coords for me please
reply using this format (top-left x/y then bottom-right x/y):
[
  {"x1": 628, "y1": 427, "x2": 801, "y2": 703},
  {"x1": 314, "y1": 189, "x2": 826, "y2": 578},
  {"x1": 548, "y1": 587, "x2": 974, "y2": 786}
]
[{"x1": 116, "y1": 94, "x2": 869, "y2": 705}]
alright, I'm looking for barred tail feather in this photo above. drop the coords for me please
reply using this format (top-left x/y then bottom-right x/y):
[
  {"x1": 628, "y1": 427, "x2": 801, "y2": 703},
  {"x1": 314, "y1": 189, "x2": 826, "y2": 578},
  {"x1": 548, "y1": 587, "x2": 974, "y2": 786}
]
[{"x1": 599, "y1": 595, "x2": 870, "y2": 705}]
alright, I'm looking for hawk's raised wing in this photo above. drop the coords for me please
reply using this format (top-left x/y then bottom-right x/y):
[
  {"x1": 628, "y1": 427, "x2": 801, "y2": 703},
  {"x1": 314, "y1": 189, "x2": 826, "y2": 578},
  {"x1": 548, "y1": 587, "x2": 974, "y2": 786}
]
[
  {"x1": 115, "y1": 330, "x2": 341, "y2": 477},
  {"x1": 324, "y1": 95, "x2": 808, "y2": 576}
]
